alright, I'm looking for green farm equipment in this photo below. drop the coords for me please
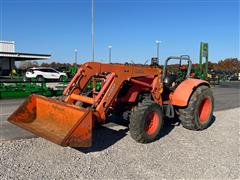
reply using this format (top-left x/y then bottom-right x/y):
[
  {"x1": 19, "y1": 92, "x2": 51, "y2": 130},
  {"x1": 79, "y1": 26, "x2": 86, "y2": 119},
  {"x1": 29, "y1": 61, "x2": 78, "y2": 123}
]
[
  {"x1": 65, "y1": 66, "x2": 78, "y2": 79},
  {"x1": 199, "y1": 42, "x2": 209, "y2": 80},
  {"x1": 193, "y1": 42, "x2": 220, "y2": 85},
  {"x1": 166, "y1": 43, "x2": 220, "y2": 85},
  {"x1": 192, "y1": 42, "x2": 209, "y2": 80},
  {"x1": 0, "y1": 81, "x2": 64, "y2": 99}
]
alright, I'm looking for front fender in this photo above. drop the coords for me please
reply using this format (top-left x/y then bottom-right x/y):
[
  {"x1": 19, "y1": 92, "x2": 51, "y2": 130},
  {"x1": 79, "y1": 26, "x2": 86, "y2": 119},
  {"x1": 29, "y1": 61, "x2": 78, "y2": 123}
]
[{"x1": 171, "y1": 78, "x2": 209, "y2": 107}]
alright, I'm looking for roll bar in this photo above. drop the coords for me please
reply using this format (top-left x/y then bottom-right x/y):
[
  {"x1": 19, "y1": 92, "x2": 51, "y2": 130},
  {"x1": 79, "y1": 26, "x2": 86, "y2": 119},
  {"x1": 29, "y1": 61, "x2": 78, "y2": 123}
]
[{"x1": 162, "y1": 55, "x2": 192, "y2": 80}]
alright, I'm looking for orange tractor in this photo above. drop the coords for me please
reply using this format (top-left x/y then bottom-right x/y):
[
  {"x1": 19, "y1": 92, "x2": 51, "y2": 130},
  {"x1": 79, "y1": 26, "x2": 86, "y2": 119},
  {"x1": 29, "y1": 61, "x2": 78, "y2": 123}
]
[{"x1": 8, "y1": 56, "x2": 214, "y2": 147}]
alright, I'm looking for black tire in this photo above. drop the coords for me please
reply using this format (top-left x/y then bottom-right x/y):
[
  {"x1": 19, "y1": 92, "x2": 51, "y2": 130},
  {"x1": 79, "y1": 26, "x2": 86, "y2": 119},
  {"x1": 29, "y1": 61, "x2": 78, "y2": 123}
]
[
  {"x1": 36, "y1": 75, "x2": 44, "y2": 82},
  {"x1": 59, "y1": 75, "x2": 65, "y2": 82},
  {"x1": 178, "y1": 85, "x2": 214, "y2": 130},
  {"x1": 23, "y1": 76, "x2": 28, "y2": 82},
  {"x1": 129, "y1": 100, "x2": 163, "y2": 143}
]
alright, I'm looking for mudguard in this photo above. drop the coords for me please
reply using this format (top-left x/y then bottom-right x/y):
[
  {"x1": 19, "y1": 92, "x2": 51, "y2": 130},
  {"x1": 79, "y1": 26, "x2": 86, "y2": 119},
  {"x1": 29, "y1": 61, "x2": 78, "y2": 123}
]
[{"x1": 171, "y1": 78, "x2": 209, "y2": 107}]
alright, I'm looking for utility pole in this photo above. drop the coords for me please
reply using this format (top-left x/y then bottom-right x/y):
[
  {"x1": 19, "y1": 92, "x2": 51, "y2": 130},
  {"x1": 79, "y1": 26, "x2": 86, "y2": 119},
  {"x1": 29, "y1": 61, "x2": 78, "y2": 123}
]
[
  {"x1": 108, "y1": 45, "x2": 112, "y2": 63},
  {"x1": 74, "y1": 49, "x2": 78, "y2": 64},
  {"x1": 92, "y1": 0, "x2": 95, "y2": 61}
]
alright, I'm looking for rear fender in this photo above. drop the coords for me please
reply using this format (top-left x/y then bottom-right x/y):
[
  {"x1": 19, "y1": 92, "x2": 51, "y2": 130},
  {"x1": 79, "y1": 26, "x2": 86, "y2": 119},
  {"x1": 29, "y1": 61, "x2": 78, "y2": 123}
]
[{"x1": 171, "y1": 79, "x2": 209, "y2": 107}]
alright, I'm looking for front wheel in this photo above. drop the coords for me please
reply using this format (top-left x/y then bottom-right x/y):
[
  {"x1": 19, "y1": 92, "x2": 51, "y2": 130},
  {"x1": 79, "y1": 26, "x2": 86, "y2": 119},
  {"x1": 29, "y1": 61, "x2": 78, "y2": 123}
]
[
  {"x1": 59, "y1": 75, "x2": 66, "y2": 82},
  {"x1": 129, "y1": 100, "x2": 163, "y2": 143},
  {"x1": 178, "y1": 86, "x2": 214, "y2": 130}
]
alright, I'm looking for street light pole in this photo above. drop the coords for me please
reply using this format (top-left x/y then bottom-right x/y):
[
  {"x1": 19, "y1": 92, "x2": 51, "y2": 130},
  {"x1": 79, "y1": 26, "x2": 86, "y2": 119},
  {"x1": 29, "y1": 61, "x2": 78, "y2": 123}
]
[
  {"x1": 155, "y1": 40, "x2": 161, "y2": 61},
  {"x1": 92, "y1": 0, "x2": 95, "y2": 62},
  {"x1": 157, "y1": 41, "x2": 159, "y2": 60},
  {"x1": 108, "y1": 45, "x2": 112, "y2": 63},
  {"x1": 74, "y1": 49, "x2": 78, "y2": 64}
]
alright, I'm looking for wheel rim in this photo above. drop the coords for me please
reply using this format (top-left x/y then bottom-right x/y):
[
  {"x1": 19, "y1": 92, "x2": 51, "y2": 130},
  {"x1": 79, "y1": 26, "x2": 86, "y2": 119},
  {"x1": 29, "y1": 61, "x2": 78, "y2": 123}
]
[
  {"x1": 198, "y1": 97, "x2": 211, "y2": 123},
  {"x1": 144, "y1": 111, "x2": 159, "y2": 135}
]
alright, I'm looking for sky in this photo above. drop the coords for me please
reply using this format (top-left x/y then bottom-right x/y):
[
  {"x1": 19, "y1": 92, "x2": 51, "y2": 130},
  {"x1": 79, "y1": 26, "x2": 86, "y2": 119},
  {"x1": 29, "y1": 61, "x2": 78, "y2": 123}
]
[{"x1": 0, "y1": 0, "x2": 239, "y2": 65}]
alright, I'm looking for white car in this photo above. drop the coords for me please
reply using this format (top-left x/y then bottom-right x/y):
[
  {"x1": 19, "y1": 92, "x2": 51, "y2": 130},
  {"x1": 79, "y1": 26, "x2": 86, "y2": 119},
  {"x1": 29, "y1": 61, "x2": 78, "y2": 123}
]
[{"x1": 25, "y1": 67, "x2": 67, "y2": 81}]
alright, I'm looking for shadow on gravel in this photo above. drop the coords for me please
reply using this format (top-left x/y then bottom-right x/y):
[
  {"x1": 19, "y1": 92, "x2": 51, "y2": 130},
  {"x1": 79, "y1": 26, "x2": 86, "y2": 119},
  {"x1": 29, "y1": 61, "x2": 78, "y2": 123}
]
[
  {"x1": 75, "y1": 115, "x2": 129, "y2": 153},
  {"x1": 75, "y1": 114, "x2": 216, "y2": 153},
  {"x1": 158, "y1": 117, "x2": 180, "y2": 139},
  {"x1": 208, "y1": 115, "x2": 216, "y2": 128},
  {"x1": 75, "y1": 115, "x2": 180, "y2": 153},
  {"x1": 75, "y1": 126, "x2": 128, "y2": 153}
]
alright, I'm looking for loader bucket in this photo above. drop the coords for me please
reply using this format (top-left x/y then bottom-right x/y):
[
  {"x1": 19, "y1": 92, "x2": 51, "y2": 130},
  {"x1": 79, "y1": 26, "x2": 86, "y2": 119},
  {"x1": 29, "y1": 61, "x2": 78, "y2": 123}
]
[{"x1": 8, "y1": 94, "x2": 93, "y2": 147}]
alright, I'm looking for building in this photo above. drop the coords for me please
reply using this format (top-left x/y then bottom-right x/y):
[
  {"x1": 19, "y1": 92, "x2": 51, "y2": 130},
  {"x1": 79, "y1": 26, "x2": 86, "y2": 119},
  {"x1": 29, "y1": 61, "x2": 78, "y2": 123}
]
[{"x1": 0, "y1": 41, "x2": 51, "y2": 76}]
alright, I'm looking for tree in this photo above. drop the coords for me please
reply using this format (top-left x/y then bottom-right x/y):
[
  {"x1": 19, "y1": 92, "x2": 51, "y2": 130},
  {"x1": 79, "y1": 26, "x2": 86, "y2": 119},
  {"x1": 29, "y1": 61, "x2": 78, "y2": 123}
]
[
  {"x1": 18, "y1": 61, "x2": 39, "y2": 70},
  {"x1": 217, "y1": 58, "x2": 240, "y2": 72}
]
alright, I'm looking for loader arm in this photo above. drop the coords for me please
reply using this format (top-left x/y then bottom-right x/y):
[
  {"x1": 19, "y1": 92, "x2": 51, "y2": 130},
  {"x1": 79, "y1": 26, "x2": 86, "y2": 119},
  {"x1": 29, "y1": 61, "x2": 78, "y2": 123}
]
[
  {"x1": 64, "y1": 62, "x2": 163, "y2": 122},
  {"x1": 8, "y1": 61, "x2": 163, "y2": 147}
]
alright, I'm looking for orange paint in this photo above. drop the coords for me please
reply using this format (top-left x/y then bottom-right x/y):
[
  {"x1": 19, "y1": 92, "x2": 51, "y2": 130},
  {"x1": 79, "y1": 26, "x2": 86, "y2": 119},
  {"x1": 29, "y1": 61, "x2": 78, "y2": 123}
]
[
  {"x1": 8, "y1": 61, "x2": 211, "y2": 148},
  {"x1": 144, "y1": 111, "x2": 160, "y2": 135},
  {"x1": 171, "y1": 78, "x2": 209, "y2": 107},
  {"x1": 8, "y1": 95, "x2": 92, "y2": 147},
  {"x1": 198, "y1": 97, "x2": 211, "y2": 123},
  {"x1": 8, "y1": 62, "x2": 163, "y2": 147},
  {"x1": 70, "y1": 94, "x2": 95, "y2": 104}
]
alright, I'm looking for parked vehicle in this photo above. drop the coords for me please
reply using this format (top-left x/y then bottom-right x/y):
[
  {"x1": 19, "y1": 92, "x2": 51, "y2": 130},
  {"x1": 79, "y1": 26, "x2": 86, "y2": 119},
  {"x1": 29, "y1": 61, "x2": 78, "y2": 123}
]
[
  {"x1": 228, "y1": 73, "x2": 239, "y2": 81},
  {"x1": 25, "y1": 67, "x2": 67, "y2": 81}
]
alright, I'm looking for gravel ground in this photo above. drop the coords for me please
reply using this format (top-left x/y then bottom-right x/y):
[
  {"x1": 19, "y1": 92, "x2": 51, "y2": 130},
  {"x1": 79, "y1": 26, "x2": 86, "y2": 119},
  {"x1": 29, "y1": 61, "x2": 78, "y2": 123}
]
[{"x1": 0, "y1": 108, "x2": 239, "y2": 179}]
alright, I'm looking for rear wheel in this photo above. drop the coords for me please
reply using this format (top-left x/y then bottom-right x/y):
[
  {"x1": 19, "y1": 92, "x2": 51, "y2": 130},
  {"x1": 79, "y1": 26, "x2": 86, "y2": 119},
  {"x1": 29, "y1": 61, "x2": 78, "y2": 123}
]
[
  {"x1": 23, "y1": 76, "x2": 28, "y2": 82},
  {"x1": 36, "y1": 75, "x2": 44, "y2": 82},
  {"x1": 129, "y1": 100, "x2": 163, "y2": 143},
  {"x1": 59, "y1": 75, "x2": 66, "y2": 82},
  {"x1": 178, "y1": 85, "x2": 214, "y2": 130}
]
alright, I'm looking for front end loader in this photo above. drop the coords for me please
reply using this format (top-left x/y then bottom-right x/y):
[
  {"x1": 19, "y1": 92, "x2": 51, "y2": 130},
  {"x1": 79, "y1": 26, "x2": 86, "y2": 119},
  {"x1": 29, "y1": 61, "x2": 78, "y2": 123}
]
[{"x1": 8, "y1": 56, "x2": 214, "y2": 147}]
